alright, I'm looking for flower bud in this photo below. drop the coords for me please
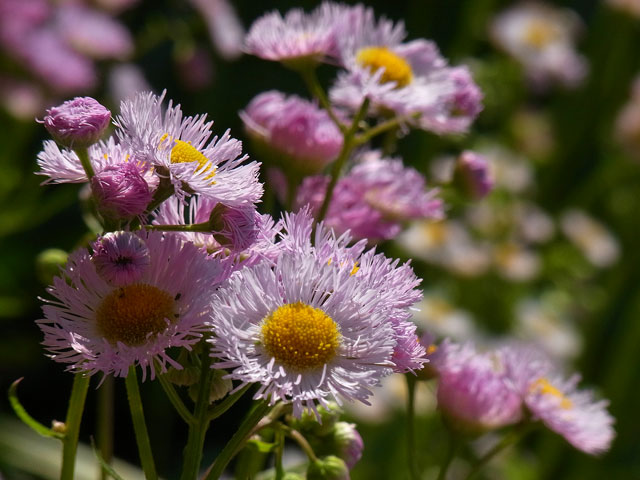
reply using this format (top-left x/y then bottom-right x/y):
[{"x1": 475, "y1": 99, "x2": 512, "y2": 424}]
[
  {"x1": 289, "y1": 402, "x2": 342, "y2": 437},
  {"x1": 453, "y1": 150, "x2": 493, "y2": 200},
  {"x1": 307, "y1": 456, "x2": 349, "y2": 480},
  {"x1": 42, "y1": 97, "x2": 111, "y2": 148},
  {"x1": 91, "y1": 232, "x2": 150, "y2": 286},
  {"x1": 333, "y1": 422, "x2": 363, "y2": 469},
  {"x1": 91, "y1": 162, "x2": 152, "y2": 221},
  {"x1": 209, "y1": 203, "x2": 259, "y2": 252},
  {"x1": 36, "y1": 248, "x2": 68, "y2": 285}
]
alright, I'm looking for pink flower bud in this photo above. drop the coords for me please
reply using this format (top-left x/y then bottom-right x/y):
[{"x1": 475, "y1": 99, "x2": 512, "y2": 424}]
[{"x1": 42, "y1": 97, "x2": 111, "y2": 148}]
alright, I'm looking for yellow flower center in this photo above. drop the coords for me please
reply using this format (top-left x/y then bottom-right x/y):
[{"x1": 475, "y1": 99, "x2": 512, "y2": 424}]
[
  {"x1": 530, "y1": 378, "x2": 573, "y2": 409},
  {"x1": 356, "y1": 46, "x2": 413, "y2": 88},
  {"x1": 159, "y1": 134, "x2": 216, "y2": 181},
  {"x1": 350, "y1": 263, "x2": 360, "y2": 276},
  {"x1": 426, "y1": 344, "x2": 438, "y2": 355},
  {"x1": 260, "y1": 302, "x2": 341, "y2": 371},
  {"x1": 96, "y1": 283, "x2": 176, "y2": 346},
  {"x1": 523, "y1": 21, "x2": 559, "y2": 49}
]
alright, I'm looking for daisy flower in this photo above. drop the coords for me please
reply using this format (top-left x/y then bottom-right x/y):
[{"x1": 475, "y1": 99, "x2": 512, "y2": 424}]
[
  {"x1": 37, "y1": 231, "x2": 229, "y2": 379},
  {"x1": 114, "y1": 90, "x2": 262, "y2": 206},
  {"x1": 244, "y1": 2, "x2": 350, "y2": 68},
  {"x1": 209, "y1": 209, "x2": 424, "y2": 416},
  {"x1": 329, "y1": 7, "x2": 482, "y2": 134}
]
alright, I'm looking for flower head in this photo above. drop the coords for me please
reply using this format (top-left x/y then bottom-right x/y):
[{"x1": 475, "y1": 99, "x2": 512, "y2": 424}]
[
  {"x1": 115, "y1": 91, "x2": 262, "y2": 206},
  {"x1": 38, "y1": 231, "x2": 229, "y2": 378},
  {"x1": 454, "y1": 150, "x2": 493, "y2": 200},
  {"x1": 209, "y1": 210, "x2": 423, "y2": 416},
  {"x1": 330, "y1": 8, "x2": 482, "y2": 134},
  {"x1": 241, "y1": 91, "x2": 343, "y2": 174},
  {"x1": 42, "y1": 97, "x2": 111, "y2": 148},
  {"x1": 91, "y1": 161, "x2": 152, "y2": 220},
  {"x1": 490, "y1": 3, "x2": 587, "y2": 89}
]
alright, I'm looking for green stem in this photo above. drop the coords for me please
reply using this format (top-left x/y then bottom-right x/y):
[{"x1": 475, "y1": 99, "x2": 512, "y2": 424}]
[
  {"x1": 125, "y1": 366, "x2": 158, "y2": 480},
  {"x1": 284, "y1": 427, "x2": 318, "y2": 463},
  {"x1": 75, "y1": 147, "x2": 95, "y2": 180},
  {"x1": 406, "y1": 375, "x2": 420, "y2": 480},
  {"x1": 315, "y1": 98, "x2": 370, "y2": 226},
  {"x1": 8, "y1": 378, "x2": 64, "y2": 439},
  {"x1": 274, "y1": 428, "x2": 285, "y2": 480},
  {"x1": 207, "y1": 384, "x2": 252, "y2": 421},
  {"x1": 463, "y1": 424, "x2": 533, "y2": 480},
  {"x1": 157, "y1": 370, "x2": 195, "y2": 425},
  {"x1": 180, "y1": 348, "x2": 214, "y2": 480},
  {"x1": 202, "y1": 400, "x2": 271, "y2": 480},
  {"x1": 146, "y1": 221, "x2": 211, "y2": 233},
  {"x1": 60, "y1": 374, "x2": 91, "y2": 480},
  {"x1": 300, "y1": 68, "x2": 347, "y2": 133},
  {"x1": 354, "y1": 113, "x2": 420, "y2": 146},
  {"x1": 436, "y1": 432, "x2": 459, "y2": 480},
  {"x1": 97, "y1": 376, "x2": 114, "y2": 480}
]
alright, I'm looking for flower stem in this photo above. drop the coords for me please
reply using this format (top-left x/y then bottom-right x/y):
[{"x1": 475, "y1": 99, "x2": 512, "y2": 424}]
[
  {"x1": 274, "y1": 428, "x2": 285, "y2": 480},
  {"x1": 315, "y1": 97, "x2": 370, "y2": 226},
  {"x1": 146, "y1": 221, "x2": 211, "y2": 233},
  {"x1": 202, "y1": 400, "x2": 271, "y2": 480},
  {"x1": 180, "y1": 348, "x2": 214, "y2": 480},
  {"x1": 60, "y1": 374, "x2": 91, "y2": 480},
  {"x1": 354, "y1": 112, "x2": 420, "y2": 146},
  {"x1": 157, "y1": 370, "x2": 195, "y2": 425},
  {"x1": 207, "y1": 383, "x2": 252, "y2": 421},
  {"x1": 75, "y1": 147, "x2": 95, "y2": 180},
  {"x1": 406, "y1": 374, "x2": 421, "y2": 480},
  {"x1": 463, "y1": 423, "x2": 533, "y2": 480},
  {"x1": 125, "y1": 366, "x2": 158, "y2": 480},
  {"x1": 97, "y1": 376, "x2": 114, "y2": 480},
  {"x1": 436, "y1": 432, "x2": 460, "y2": 480},
  {"x1": 300, "y1": 68, "x2": 347, "y2": 133},
  {"x1": 283, "y1": 426, "x2": 318, "y2": 463}
]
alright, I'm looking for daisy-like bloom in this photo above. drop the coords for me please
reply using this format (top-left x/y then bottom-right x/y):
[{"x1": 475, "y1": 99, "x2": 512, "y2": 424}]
[
  {"x1": 244, "y1": 2, "x2": 350, "y2": 68},
  {"x1": 209, "y1": 209, "x2": 424, "y2": 416},
  {"x1": 297, "y1": 151, "x2": 443, "y2": 242},
  {"x1": 329, "y1": 7, "x2": 482, "y2": 134},
  {"x1": 453, "y1": 150, "x2": 494, "y2": 200},
  {"x1": 435, "y1": 341, "x2": 523, "y2": 434},
  {"x1": 115, "y1": 91, "x2": 262, "y2": 206},
  {"x1": 37, "y1": 231, "x2": 229, "y2": 378},
  {"x1": 91, "y1": 231, "x2": 150, "y2": 286},
  {"x1": 41, "y1": 97, "x2": 111, "y2": 148},
  {"x1": 154, "y1": 196, "x2": 281, "y2": 262},
  {"x1": 501, "y1": 345, "x2": 615, "y2": 455},
  {"x1": 91, "y1": 161, "x2": 152, "y2": 221},
  {"x1": 490, "y1": 3, "x2": 588, "y2": 89},
  {"x1": 241, "y1": 90, "x2": 343, "y2": 175}
]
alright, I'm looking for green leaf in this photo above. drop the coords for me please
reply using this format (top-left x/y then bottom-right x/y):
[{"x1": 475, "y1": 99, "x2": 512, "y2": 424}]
[
  {"x1": 247, "y1": 438, "x2": 277, "y2": 454},
  {"x1": 8, "y1": 378, "x2": 64, "y2": 440}
]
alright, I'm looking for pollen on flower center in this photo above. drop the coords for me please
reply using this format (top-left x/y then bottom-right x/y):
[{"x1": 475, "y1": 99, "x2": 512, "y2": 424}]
[
  {"x1": 530, "y1": 378, "x2": 573, "y2": 409},
  {"x1": 356, "y1": 46, "x2": 413, "y2": 88},
  {"x1": 96, "y1": 283, "x2": 176, "y2": 346},
  {"x1": 260, "y1": 302, "x2": 341, "y2": 371},
  {"x1": 167, "y1": 138, "x2": 217, "y2": 180}
]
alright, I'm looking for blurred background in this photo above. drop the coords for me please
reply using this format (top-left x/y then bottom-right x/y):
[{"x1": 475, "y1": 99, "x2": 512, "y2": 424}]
[{"x1": 1, "y1": 0, "x2": 640, "y2": 478}]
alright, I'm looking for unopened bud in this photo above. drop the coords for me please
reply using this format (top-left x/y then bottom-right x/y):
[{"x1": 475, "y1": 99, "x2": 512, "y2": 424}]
[
  {"x1": 42, "y1": 97, "x2": 111, "y2": 148},
  {"x1": 307, "y1": 456, "x2": 349, "y2": 480}
]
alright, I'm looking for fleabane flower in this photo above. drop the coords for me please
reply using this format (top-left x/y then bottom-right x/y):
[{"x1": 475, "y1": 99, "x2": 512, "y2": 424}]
[
  {"x1": 37, "y1": 231, "x2": 229, "y2": 378},
  {"x1": 435, "y1": 341, "x2": 523, "y2": 433},
  {"x1": 297, "y1": 151, "x2": 443, "y2": 242},
  {"x1": 501, "y1": 344, "x2": 615, "y2": 455},
  {"x1": 115, "y1": 90, "x2": 262, "y2": 206},
  {"x1": 241, "y1": 90, "x2": 343, "y2": 175},
  {"x1": 91, "y1": 161, "x2": 152, "y2": 220},
  {"x1": 41, "y1": 96, "x2": 111, "y2": 148},
  {"x1": 330, "y1": 7, "x2": 482, "y2": 134},
  {"x1": 244, "y1": 2, "x2": 349, "y2": 68},
  {"x1": 490, "y1": 3, "x2": 588, "y2": 89},
  {"x1": 453, "y1": 150, "x2": 494, "y2": 200},
  {"x1": 209, "y1": 209, "x2": 424, "y2": 416}
]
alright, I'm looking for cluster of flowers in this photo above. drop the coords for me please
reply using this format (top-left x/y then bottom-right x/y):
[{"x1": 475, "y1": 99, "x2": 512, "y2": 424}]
[{"x1": 27, "y1": 2, "x2": 616, "y2": 478}]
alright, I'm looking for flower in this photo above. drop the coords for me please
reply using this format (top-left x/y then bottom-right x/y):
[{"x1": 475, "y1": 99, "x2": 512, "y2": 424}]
[
  {"x1": 329, "y1": 7, "x2": 482, "y2": 134},
  {"x1": 41, "y1": 97, "x2": 111, "y2": 148},
  {"x1": 435, "y1": 341, "x2": 523, "y2": 433},
  {"x1": 333, "y1": 422, "x2": 364, "y2": 469},
  {"x1": 241, "y1": 91, "x2": 343, "y2": 175},
  {"x1": 209, "y1": 210, "x2": 423, "y2": 416},
  {"x1": 189, "y1": 0, "x2": 244, "y2": 60},
  {"x1": 490, "y1": 3, "x2": 588, "y2": 89},
  {"x1": 453, "y1": 150, "x2": 494, "y2": 200},
  {"x1": 91, "y1": 161, "x2": 152, "y2": 220},
  {"x1": 297, "y1": 151, "x2": 443, "y2": 242},
  {"x1": 560, "y1": 209, "x2": 620, "y2": 268},
  {"x1": 245, "y1": 2, "x2": 348, "y2": 67},
  {"x1": 524, "y1": 374, "x2": 615, "y2": 454},
  {"x1": 37, "y1": 231, "x2": 229, "y2": 378},
  {"x1": 115, "y1": 91, "x2": 263, "y2": 206},
  {"x1": 91, "y1": 231, "x2": 151, "y2": 286}
]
